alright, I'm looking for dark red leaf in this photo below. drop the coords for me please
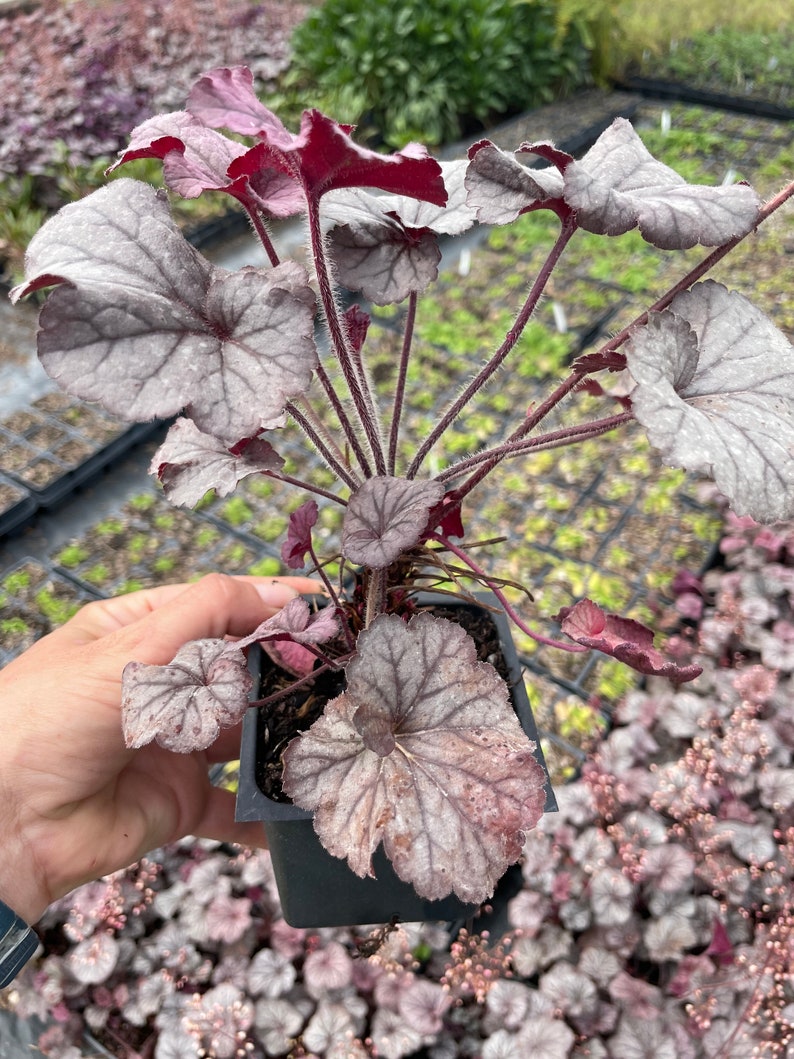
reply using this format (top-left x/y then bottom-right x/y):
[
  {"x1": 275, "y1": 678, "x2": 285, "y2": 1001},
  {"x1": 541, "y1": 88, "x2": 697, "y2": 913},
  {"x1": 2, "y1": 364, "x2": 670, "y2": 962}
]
[{"x1": 556, "y1": 599, "x2": 702, "y2": 685}]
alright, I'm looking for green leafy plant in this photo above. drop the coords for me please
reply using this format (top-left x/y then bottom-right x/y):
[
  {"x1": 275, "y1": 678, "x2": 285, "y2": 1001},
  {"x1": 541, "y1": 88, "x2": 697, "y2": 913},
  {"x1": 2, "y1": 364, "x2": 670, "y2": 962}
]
[{"x1": 284, "y1": 0, "x2": 590, "y2": 147}]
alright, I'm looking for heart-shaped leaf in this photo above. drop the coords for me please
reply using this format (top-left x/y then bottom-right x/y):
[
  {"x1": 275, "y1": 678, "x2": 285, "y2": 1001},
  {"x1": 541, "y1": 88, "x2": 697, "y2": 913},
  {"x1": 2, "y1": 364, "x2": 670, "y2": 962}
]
[
  {"x1": 326, "y1": 204, "x2": 441, "y2": 305},
  {"x1": 626, "y1": 280, "x2": 794, "y2": 522},
  {"x1": 557, "y1": 599, "x2": 702, "y2": 684},
  {"x1": 281, "y1": 500, "x2": 320, "y2": 569},
  {"x1": 342, "y1": 476, "x2": 444, "y2": 568},
  {"x1": 282, "y1": 612, "x2": 547, "y2": 903},
  {"x1": 322, "y1": 166, "x2": 474, "y2": 304},
  {"x1": 11, "y1": 180, "x2": 319, "y2": 443},
  {"x1": 151, "y1": 418, "x2": 283, "y2": 507},
  {"x1": 122, "y1": 640, "x2": 252, "y2": 752},
  {"x1": 563, "y1": 118, "x2": 760, "y2": 249}
]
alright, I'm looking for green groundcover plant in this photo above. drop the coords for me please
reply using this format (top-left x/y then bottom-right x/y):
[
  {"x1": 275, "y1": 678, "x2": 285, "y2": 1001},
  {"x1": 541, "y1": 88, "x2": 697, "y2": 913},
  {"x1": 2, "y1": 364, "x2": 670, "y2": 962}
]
[{"x1": 10, "y1": 65, "x2": 794, "y2": 910}]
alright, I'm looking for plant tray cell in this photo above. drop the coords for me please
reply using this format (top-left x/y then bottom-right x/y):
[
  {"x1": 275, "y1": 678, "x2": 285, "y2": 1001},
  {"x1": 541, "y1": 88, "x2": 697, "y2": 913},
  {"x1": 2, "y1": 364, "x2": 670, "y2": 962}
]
[
  {"x1": 0, "y1": 474, "x2": 36, "y2": 538},
  {"x1": 0, "y1": 556, "x2": 100, "y2": 667}
]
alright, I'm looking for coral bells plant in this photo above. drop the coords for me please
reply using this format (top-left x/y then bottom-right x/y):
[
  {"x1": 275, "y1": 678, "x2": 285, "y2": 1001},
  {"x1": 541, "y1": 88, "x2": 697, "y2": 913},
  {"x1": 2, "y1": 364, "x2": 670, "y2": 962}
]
[{"x1": 10, "y1": 65, "x2": 794, "y2": 908}]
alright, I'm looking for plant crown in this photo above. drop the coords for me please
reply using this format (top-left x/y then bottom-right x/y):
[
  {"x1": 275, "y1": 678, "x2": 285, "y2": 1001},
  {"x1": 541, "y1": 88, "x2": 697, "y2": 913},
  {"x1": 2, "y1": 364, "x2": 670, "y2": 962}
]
[{"x1": 11, "y1": 65, "x2": 794, "y2": 905}]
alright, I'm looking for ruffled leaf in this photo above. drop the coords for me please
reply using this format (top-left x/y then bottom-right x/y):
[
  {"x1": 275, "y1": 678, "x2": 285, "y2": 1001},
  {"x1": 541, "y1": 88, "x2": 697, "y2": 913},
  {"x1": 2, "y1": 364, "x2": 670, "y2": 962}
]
[
  {"x1": 342, "y1": 476, "x2": 444, "y2": 568},
  {"x1": 626, "y1": 280, "x2": 794, "y2": 521},
  {"x1": 556, "y1": 599, "x2": 702, "y2": 684},
  {"x1": 465, "y1": 139, "x2": 565, "y2": 224},
  {"x1": 232, "y1": 596, "x2": 339, "y2": 652},
  {"x1": 189, "y1": 67, "x2": 446, "y2": 206},
  {"x1": 11, "y1": 180, "x2": 318, "y2": 443},
  {"x1": 108, "y1": 111, "x2": 247, "y2": 196},
  {"x1": 151, "y1": 418, "x2": 283, "y2": 507},
  {"x1": 122, "y1": 640, "x2": 252, "y2": 752},
  {"x1": 281, "y1": 500, "x2": 320, "y2": 569},
  {"x1": 282, "y1": 612, "x2": 547, "y2": 903},
  {"x1": 563, "y1": 118, "x2": 761, "y2": 248}
]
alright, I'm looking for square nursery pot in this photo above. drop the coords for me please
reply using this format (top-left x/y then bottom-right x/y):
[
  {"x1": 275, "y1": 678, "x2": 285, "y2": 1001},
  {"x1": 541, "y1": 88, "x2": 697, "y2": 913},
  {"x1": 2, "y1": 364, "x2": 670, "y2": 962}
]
[{"x1": 236, "y1": 594, "x2": 557, "y2": 927}]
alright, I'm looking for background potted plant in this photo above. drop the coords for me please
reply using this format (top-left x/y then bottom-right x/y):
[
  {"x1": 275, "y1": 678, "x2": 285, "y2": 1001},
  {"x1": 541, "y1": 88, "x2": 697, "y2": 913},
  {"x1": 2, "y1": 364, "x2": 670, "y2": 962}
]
[{"x1": 10, "y1": 64, "x2": 794, "y2": 926}]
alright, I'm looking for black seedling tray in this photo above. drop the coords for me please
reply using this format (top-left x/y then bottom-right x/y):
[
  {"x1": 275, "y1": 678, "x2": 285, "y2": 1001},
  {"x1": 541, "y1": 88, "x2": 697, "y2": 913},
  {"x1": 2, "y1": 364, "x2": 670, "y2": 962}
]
[
  {"x1": 0, "y1": 473, "x2": 37, "y2": 538},
  {"x1": 0, "y1": 556, "x2": 102, "y2": 668},
  {"x1": 0, "y1": 394, "x2": 163, "y2": 532}
]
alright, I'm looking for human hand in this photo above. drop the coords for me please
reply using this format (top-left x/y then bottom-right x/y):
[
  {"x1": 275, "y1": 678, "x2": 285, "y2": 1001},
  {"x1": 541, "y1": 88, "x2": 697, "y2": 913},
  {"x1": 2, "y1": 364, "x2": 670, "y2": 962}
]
[{"x1": 0, "y1": 573, "x2": 318, "y2": 924}]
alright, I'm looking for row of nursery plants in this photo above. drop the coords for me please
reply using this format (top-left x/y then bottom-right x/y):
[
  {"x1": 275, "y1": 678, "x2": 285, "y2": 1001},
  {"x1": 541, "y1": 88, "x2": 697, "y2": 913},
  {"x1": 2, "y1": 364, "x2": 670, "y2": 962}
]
[
  {"x1": 5, "y1": 505, "x2": 794, "y2": 1057},
  {"x1": 0, "y1": 0, "x2": 308, "y2": 280}
]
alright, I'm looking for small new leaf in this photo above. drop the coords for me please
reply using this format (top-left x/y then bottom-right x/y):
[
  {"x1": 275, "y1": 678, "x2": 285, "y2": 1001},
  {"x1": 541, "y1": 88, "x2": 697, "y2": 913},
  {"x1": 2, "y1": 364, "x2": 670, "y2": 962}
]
[
  {"x1": 626, "y1": 281, "x2": 794, "y2": 522},
  {"x1": 342, "y1": 476, "x2": 444, "y2": 568},
  {"x1": 282, "y1": 613, "x2": 547, "y2": 903},
  {"x1": 557, "y1": 599, "x2": 702, "y2": 684},
  {"x1": 152, "y1": 418, "x2": 283, "y2": 508},
  {"x1": 281, "y1": 500, "x2": 320, "y2": 569},
  {"x1": 122, "y1": 640, "x2": 252, "y2": 752},
  {"x1": 232, "y1": 596, "x2": 339, "y2": 652}
]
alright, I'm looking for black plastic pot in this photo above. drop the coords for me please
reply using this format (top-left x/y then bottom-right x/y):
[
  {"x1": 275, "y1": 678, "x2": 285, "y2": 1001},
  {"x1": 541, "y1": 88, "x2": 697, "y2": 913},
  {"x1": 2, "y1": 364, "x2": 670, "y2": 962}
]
[{"x1": 236, "y1": 594, "x2": 557, "y2": 928}]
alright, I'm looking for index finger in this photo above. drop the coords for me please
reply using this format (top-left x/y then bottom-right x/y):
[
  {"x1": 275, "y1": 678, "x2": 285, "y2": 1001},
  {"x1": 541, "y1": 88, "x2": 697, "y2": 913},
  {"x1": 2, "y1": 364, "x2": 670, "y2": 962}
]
[{"x1": 58, "y1": 574, "x2": 321, "y2": 648}]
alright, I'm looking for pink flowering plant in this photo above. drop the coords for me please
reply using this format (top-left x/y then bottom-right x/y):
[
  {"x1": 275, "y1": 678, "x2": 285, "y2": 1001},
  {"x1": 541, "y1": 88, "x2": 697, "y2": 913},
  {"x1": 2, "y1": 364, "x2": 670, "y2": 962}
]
[
  {"x1": 10, "y1": 511, "x2": 794, "y2": 1057},
  {"x1": 10, "y1": 65, "x2": 794, "y2": 908}
]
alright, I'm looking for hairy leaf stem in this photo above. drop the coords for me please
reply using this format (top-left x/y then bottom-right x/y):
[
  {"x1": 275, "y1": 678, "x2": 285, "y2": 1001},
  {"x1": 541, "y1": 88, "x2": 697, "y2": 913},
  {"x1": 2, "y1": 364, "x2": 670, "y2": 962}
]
[
  {"x1": 406, "y1": 214, "x2": 578, "y2": 478},
  {"x1": 287, "y1": 399, "x2": 361, "y2": 491},
  {"x1": 432, "y1": 534, "x2": 588, "y2": 653},
  {"x1": 243, "y1": 203, "x2": 281, "y2": 268},
  {"x1": 389, "y1": 291, "x2": 417, "y2": 475},
  {"x1": 306, "y1": 197, "x2": 387, "y2": 476},
  {"x1": 438, "y1": 411, "x2": 635, "y2": 484}
]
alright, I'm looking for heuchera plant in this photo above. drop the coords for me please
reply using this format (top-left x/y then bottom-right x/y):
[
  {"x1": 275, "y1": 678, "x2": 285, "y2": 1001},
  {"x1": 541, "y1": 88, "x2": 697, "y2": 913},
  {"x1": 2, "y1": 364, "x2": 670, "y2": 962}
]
[{"x1": 11, "y1": 65, "x2": 794, "y2": 907}]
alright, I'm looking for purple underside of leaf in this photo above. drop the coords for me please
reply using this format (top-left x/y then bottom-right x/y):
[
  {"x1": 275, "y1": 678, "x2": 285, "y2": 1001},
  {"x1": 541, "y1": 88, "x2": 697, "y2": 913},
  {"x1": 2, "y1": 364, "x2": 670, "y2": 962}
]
[
  {"x1": 231, "y1": 596, "x2": 339, "y2": 652},
  {"x1": 464, "y1": 140, "x2": 565, "y2": 224},
  {"x1": 151, "y1": 417, "x2": 283, "y2": 507},
  {"x1": 563, "y1": 118, "x2": 760, "y2": 248},
  {"x1": 341, "y1": 476, "x2": 445, "y2": 568},
  {"x1": 282, "y1": 613, "x2": 547, "y2": 903},
  {"x1": 12, "y1": 179, "x2": 318, "y2": 443},
  {"x1": 626, "y1": 280, "x2": 794, "y2": 522},
  {"x1": 121, "y1": 640, "x2": 252, "y2": 753},
  {"x1": 557, "y1": 599, "x2": 702, "y2": 685},
  {"x1": 282, "y1": 500, "x2": 319, "y2": 568},
  {"x1": 188, "y1": 65, "x2": 296, "y2": 146}
]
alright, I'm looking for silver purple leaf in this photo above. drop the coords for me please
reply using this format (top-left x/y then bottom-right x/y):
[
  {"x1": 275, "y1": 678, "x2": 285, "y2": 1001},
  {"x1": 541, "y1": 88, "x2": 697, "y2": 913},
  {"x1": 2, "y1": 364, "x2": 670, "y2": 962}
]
[
  {"x1": 377, "y1": 161, "x2": 478, "y2": 235},
  {"x1": 341, "y1": 476, "x2": 444, "y2": 568},
  {"x1": 563, "y1": 119, "x2": 760, "y2": 249},
  {"x1": 326, "y1": 205, "x2": 440, "y2": 304},
  {"x1": 626, "y1": 280, "x2": 794, "y2": 522},
  {"x1": 11, "y1": 179, "x2": 318, "y2": 443},
  {"x1": 151, "y1": 418, "x2": 283, "y2": 507},
  {"x1": 282, "y1": 613, "x2": 547, "y2": 903},
  {"x1": 122, "y1": 640, "x2": 252, "y2": 753},
  {"x1": 108, "y1": 110, "x2": 248, "y2": 198},
  {"x1": 464, "y1": 140, "x2": 564, "y2": 224},
  {"x1": 232, "y1": 596, "x2": 339, "y2": 651}
]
